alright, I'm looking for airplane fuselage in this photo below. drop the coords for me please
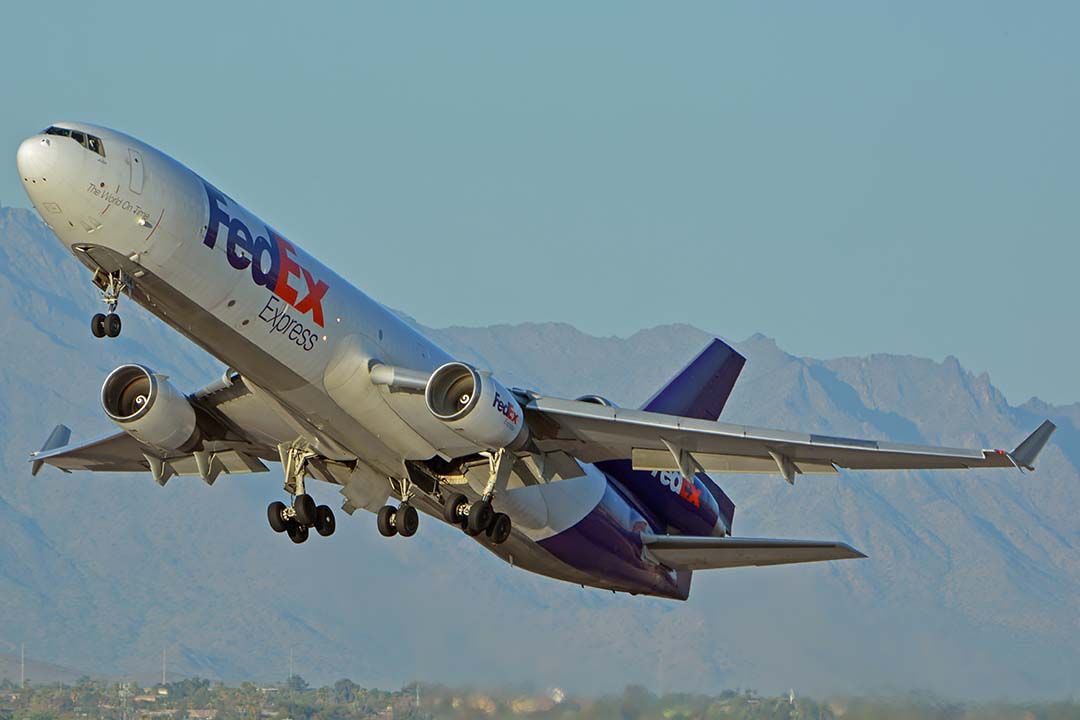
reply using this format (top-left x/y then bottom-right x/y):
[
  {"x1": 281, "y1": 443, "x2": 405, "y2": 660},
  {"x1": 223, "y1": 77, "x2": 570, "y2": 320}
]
[{"x1": 17, "y1": 122, "x2": 703, "y2": 599}]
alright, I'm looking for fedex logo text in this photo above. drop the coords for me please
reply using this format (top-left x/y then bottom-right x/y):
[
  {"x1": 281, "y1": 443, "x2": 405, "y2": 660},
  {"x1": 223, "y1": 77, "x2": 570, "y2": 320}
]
[
  {"x1": 493, "y1": 392, "x2": 520, "y2": 425},
  {"x1": 650, "y1": 470, "x2": 703, "y2": 508},
  {"x1": 203, "y1": 184, "x2": 329, "y2": 327}
]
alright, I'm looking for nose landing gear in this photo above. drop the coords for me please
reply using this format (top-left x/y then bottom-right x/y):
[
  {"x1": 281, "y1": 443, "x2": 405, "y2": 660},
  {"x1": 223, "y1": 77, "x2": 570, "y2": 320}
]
[
  {"x1": 91, "y1": 312, "x2": 121, "y2": 338},
  {"x1": 90, "y1": 269, "x2": 127, "y2": 339}
]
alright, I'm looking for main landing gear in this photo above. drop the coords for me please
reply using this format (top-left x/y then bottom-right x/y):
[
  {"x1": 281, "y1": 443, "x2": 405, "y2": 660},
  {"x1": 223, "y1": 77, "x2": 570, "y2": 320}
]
[
  {"x1": 267, "y1": 441, "x2": 336, "y2": 544},
  {"x1": 376, "y1": 502, "x2": 419, "y2": 538},
  {"x1": 442, "y1": 493, "x2": 513, "y2": 545},
  {"x1": 376, "y1": 476, "x2": 420, "y2": 538},
  {"x1": 439, "y1": 449, "x2": 514, "y2": 545},
  {"x1": 90, "y1": 269, "x2": 127, "y2": 339},
  {"x1": 267, "y1": 495, "x2": 336, "y2": 544}
]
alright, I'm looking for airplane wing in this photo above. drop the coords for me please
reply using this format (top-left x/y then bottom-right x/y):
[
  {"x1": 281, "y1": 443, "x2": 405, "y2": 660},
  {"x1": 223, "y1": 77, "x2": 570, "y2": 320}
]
[
  {"x1": 524, "y1": 395, "x2": 1056, "y2": 482},
  {"x1": 29, "y1": 374, "x2": 276, "y2": 484},
  {"x1": 641, "y1": 533, "x2": 866, "y2": 569}
]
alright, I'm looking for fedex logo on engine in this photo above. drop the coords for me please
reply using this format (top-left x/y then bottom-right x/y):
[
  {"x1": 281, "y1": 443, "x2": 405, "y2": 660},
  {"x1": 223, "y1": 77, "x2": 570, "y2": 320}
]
[
  {"x1": 202, "y1": 184, "x2": 329, "y2": 327},
  {"x1": 493, "y1": 392, "x2": 520, "y2": 425}
]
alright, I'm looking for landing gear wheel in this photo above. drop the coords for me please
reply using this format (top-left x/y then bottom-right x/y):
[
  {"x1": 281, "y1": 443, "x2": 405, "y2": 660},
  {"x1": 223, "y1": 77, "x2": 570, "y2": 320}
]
[
  {"x1": 396, "y1": 503, "x2": 419, "y2": 537},
  {"x1": 314, "y1": 505, "x2": 336, "y2": 537},
  {"x1": 489, "y1": 513, "x2": 512, "y2": 545},
  {"x1": 286, "y1": 521, "x2": 309, "y2": 544},
  {"x1": 267, "y1": 501, "x2": 289, "y2": 533},
  {"x1": 467, "y1": 500, "x2": 494, "y2": 535},
  {"x1": 91, "y1": 313, "x2": 107, "y2": 338},
  {"x1": 442, "y1": 492, "x2": 468, "y2": 524},
  {"x1": 377, "y1": 505, "x2": 398, "y2": 537},
  {"x1": 105, "y1": 313, "x2": 121, "y2": 338},
  {"x1": 293, "y1": 493, "x2": 317, "y2": 527}
]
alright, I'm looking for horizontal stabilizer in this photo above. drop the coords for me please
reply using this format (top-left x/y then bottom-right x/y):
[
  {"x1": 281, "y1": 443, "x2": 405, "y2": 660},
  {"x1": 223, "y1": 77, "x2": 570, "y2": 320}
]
[{"x1": 642, "y1": 533, "x2": 866, "y2": 570}]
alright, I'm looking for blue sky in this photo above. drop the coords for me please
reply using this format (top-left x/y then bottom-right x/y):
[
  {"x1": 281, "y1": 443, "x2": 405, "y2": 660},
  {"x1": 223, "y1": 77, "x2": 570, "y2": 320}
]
[{"x1": 2, "y1": 2, "x2": 1076, "y2": 405}]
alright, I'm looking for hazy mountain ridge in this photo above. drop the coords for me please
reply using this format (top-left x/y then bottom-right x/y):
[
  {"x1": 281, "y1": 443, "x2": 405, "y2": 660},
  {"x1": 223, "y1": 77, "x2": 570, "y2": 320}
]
[{"x1": 0, "y1": 205, "x2": 1077, "y2": 698}]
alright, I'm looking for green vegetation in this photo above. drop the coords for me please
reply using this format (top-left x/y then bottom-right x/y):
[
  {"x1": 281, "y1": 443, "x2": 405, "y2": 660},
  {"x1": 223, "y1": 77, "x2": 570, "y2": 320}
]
[{"x1": 0, "y1": 678, "x2": 1076, "y2": 720}]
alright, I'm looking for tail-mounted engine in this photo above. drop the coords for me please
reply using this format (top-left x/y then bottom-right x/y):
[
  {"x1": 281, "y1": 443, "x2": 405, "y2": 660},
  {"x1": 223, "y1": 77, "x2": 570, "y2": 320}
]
[
  {"x1": 101, "y1": 364, "x2": 199, "y2": 451},
  {"x1": 425, "y1": 362, "x2": 529, "y2": 451}
]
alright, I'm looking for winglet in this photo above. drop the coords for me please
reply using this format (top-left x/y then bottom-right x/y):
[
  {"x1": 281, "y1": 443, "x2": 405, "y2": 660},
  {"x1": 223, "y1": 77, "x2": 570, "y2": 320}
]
[
  {"x1": 1011, "y1": 420, "x2": 1056, "y2": 471},
  {"x1": 30, "y1": 424, "x2": 72, "y2": 476}
]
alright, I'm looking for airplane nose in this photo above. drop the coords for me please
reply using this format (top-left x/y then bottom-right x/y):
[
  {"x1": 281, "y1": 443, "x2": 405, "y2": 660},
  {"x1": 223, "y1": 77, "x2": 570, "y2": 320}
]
[{"x1": 16, "y1": 135, "x2": 56, "y2": 186}]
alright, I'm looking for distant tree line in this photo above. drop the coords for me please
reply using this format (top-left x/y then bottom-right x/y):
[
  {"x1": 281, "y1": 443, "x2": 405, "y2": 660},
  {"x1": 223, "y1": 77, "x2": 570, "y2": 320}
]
[{"x1": 0, "y1": 676, "x2": 1076, "y2": 720}]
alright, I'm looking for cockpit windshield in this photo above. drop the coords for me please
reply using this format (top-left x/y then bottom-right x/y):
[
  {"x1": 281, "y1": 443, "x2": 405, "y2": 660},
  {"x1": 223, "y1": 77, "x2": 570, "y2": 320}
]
[{"x1": 42, "y1": 126, "x2": 106, "y2": 158}]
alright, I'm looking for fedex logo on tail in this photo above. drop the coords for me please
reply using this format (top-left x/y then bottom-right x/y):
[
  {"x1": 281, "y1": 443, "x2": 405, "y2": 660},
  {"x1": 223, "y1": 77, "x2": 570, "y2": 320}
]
[
  {"x1": 651, "y1": 470, "x2": 703, "y2": 508},
  {"x1": 202, "y1": 184, "x2": 329, "y2": 327}
]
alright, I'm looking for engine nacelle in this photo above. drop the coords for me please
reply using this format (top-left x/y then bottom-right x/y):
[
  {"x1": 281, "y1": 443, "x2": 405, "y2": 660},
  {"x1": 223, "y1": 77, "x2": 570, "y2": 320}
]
[
  {"x1": 101, "y1": 364, "x2": 199, "y2": 451},
  {"x1": 425, "y1": 362, "x2": 529, "y2": 451},
  {"x1": 576, "y1": 394, "x2": 618, "y2": 408}
]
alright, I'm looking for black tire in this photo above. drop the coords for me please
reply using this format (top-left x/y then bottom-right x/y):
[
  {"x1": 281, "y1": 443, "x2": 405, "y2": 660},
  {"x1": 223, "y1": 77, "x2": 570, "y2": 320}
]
[
  {"x1": 91, "y1": 313, "x2": 106, "y2": 338},
  {"x1": 396, "y1": 503, "x2": 419, "y2": 537},
  {"x1": 442, "y1": 492, "x2": 467, "y2": 524},
  {"x1": 293, "y1": 493, "x2": 317, "y2": 527},
  {"x1": 377, "y1": 505, "x2": 398, "y2": 537},
  {"x1": 315, "y1": 505, "x2": 336, "y2": 537},
  {"x1": 490, "y1": 513, "x2": 512, "y2": 545},
  {"x1": 267, "y1": 501, "x2": 289, "y2": 533},
  {"x1": 105, "y1": 313, "x2": 121, "y2": 337},
  {"x1": 287, "y1": 521, "x2": 309, "y2": 544},
  {"x1": 467, "y1": 500, "x2": 494, "y2": 535}
]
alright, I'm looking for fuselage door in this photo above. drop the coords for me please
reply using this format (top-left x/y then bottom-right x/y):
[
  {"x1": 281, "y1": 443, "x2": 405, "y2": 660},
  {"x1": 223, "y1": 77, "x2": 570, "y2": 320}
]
[{"x1": 128, "y1": 148, "x2": 144, "y2": 194}]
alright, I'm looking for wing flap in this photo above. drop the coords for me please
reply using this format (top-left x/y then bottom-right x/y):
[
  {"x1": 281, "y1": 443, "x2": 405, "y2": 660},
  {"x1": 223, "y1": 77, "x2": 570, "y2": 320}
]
[
  {"x1": 642, "y1": 533, "x2": 866, "y2": 570},
  {"x1": 631, "y1": 447, "x2": 839, "y2": 475}
]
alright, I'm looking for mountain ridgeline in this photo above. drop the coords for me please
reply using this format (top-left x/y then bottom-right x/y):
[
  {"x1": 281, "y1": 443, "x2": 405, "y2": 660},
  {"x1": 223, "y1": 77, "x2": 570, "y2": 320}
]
[{"x1": 0, "y1": 205, "x2": 1076, "y2": 697}]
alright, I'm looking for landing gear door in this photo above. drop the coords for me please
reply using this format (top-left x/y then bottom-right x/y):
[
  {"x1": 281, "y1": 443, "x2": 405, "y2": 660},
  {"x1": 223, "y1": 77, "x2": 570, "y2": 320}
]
[{"x1": 128, "y1": 148, "x2": 144, "y2": 194}]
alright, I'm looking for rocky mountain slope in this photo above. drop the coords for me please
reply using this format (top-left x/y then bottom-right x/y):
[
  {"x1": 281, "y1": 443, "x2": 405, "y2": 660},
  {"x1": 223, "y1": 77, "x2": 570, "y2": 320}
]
[{"x1": 0, "y1": 205, "x2": 1076, "y2": 698}]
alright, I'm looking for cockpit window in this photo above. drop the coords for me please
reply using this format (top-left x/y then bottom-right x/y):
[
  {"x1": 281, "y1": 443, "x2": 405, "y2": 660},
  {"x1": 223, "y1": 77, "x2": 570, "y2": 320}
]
[
  {"x1": 40, "y1": 126, "x2": 106, "y2": 158},
  {"x1": 86, "y1": 135, "x2": 105, "y2": 157}
]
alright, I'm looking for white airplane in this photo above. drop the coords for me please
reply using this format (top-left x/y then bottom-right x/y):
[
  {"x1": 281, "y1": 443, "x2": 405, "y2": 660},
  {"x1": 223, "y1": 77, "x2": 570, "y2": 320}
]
[{"x1": 17, "y1": 122, "x2": 1056, "y2": 600}]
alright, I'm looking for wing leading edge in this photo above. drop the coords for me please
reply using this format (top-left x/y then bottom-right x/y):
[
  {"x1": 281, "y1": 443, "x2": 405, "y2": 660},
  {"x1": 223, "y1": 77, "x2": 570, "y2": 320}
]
[{"x1": 525, "y1": 395, "x2": 1056, "y2": 480}]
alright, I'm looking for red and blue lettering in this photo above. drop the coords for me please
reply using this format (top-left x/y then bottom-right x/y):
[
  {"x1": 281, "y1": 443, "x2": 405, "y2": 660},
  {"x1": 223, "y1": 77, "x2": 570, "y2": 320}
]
[{"x1": 203, "y1": 184, "x2": 329, "y2": 327}]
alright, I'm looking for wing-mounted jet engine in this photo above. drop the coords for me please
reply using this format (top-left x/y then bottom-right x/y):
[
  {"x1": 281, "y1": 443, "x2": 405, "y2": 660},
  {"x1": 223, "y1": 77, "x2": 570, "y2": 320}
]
[
  {"x1": 423, "y1": 361, "x2": 531, "y2": 543},
  {"x1": 101, "y1": 364, "x2": 199, "y2": 451},
  {"x1": 424, "y1": 362, "x2": 530, "y2": 452},
  {"x1": 100, "y1": 364, "x2": 339, "y2": 543}
]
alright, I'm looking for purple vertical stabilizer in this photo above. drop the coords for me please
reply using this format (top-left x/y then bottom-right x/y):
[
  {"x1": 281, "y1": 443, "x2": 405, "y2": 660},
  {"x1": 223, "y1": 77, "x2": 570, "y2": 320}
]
[
  {"x1": 640, "y1": 338, "x2": 746, "y2": 420},
  {"x1": 599, "y1": 339, "x2": 743, "y2": 535}
]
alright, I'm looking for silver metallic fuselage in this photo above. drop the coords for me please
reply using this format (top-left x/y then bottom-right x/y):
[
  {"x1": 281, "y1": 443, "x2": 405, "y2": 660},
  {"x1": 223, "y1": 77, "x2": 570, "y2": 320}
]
[{"x1": 17, "y1": 122, "x2": 686, "y2": 600}]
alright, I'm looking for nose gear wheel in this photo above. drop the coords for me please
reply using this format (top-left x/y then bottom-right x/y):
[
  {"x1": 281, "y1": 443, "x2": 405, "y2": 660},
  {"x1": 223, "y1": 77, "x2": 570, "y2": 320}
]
[{"x1": 90, "y1": 270, "x2": 128, "y2": 338}]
